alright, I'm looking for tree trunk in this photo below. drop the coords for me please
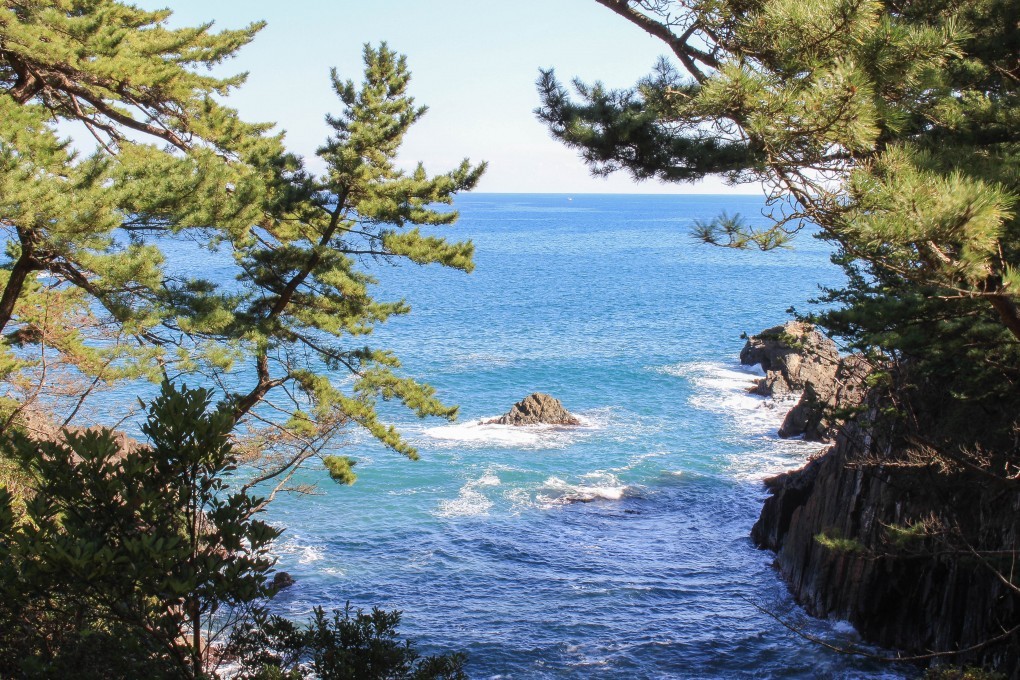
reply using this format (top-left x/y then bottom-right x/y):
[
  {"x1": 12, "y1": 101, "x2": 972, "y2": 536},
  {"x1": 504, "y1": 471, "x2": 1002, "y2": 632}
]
[
  {"x1": 988, "y1": 294, "x2": 1020, "y2": 343},
  {"x1": 0, "y1": 229, "x2": 41, "y2": 334}
]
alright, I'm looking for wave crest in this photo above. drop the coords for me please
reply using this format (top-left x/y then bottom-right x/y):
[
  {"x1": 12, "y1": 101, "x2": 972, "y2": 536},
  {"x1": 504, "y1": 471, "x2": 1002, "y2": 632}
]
[{"x1": 536, "y1": 473, "x2": 631, "y2": 506}]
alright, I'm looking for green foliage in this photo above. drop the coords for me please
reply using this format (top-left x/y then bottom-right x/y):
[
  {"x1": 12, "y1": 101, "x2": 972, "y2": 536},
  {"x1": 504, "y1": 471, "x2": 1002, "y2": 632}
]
[
  {"x1": 540, "y1": 0, "x2": 1020, "y2": 452},
  {"x1": 0, "y1": 381, "x2": 280, "y2": 678},
  {"x1": 2, "y1": 9, "x2": 479, "y2": 675},
  {"x1": 815, "y1": 530, "x2": 866, "y2": 553},
  {"x1": 545, "y1": 4, "x2": 1020, "y2": 669},
  {"x1": 3, "y1": 3, "x2": 485, "y2": 494},
  {"x1": 229, "y1": 604, "x2": 467, "y2": 680},
  {"x1": 0, "y1": 447, "x2": 30, "y2": 513},
  {"x1": 885, "y1": 521, "x2": 931, "y2": 549},
  {"x1": 0, "y1": 0, "x2": 274, "y2": 410},
  {"x1": 323, "y1": 455, "x2": 358, "y2": 485}
]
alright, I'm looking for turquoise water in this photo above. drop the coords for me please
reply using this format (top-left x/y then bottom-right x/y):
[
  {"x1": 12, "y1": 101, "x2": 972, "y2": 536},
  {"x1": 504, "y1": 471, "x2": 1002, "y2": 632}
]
[{"x1": 262, "y1": 194, "x2": 905, "y2": 678}]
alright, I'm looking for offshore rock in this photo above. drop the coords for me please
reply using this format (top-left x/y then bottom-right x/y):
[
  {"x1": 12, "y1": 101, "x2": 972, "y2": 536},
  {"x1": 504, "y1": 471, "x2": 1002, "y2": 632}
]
[
  {"x1": 740, "y1": 321, "x2": 840, "y2": 398},
  {"x1": 485, "y1": 393, "x2": 581, "y2": 426},
  {"x1": 271, "y1": 571, "x2": 295, "y2": 590}
]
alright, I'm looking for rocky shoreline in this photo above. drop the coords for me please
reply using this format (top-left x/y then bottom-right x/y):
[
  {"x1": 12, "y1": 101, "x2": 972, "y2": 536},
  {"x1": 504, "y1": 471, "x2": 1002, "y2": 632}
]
[{"x1": 745, "y1": 323, "x2": 1020, "y2": 678}]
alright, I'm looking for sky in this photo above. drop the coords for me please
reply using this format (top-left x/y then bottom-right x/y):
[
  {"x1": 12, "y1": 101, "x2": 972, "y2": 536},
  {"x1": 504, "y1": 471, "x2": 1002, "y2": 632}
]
[{"x1": 141, "y1": 1, "x2": 758, "y2": 195}]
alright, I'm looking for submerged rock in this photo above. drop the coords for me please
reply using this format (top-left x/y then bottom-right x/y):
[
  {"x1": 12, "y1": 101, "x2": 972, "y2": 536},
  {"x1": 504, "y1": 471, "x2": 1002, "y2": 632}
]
[
  {"x1": 485, "y1": 393, "x2": 581, "y2": 426},
  {"x1": 271, "y1": 571, "x2": 295, "y2": 590}
]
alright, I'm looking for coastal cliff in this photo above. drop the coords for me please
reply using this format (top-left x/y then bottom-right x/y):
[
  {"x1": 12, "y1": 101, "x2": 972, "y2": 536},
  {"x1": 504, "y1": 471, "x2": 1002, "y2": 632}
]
[{"x1": 745, "y1": 325, "x2": 1020, "y2": 677}]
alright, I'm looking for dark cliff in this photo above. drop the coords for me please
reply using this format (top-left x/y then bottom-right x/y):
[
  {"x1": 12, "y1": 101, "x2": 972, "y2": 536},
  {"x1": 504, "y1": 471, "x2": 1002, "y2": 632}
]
[{"x1": 745, "y1": 327, "x2": 1020, "y2": 677}]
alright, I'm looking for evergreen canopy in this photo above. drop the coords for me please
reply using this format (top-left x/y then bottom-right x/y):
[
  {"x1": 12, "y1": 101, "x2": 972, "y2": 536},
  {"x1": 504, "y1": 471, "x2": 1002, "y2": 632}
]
[
  {"x1": 1, "y1": 2, "x2": 484, "y2": 491},
  {"x1": 538, "y1": 0, "x2": 1019, "y2": 447}
]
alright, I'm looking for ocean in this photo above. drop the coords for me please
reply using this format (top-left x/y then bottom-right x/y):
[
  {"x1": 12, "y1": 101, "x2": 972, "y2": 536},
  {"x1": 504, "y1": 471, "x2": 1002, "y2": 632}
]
[{"x1": 261, "y1": 194, "x2": 906, "y2": 678}]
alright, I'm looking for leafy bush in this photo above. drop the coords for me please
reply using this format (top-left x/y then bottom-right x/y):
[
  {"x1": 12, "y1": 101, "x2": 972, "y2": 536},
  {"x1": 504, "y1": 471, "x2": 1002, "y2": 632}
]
[
  {"x1": 230, "y1": 604, "x2": 467, "y2": 680},
  {"x1": 0, "y1": 382, "x2": 279, "y2": 678}
]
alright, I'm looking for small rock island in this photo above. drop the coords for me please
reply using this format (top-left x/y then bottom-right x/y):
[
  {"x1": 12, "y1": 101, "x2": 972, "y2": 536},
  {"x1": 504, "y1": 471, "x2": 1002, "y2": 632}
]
[{"x1": 484, "y1": 393, "x2": 581, "y2": 426}]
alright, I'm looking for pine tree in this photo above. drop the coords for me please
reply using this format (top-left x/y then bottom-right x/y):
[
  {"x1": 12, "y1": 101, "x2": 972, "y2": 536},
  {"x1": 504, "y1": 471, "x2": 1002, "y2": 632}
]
[
  {"x1": 2, "y1": 4, "x2": 484, "y2": 491},
  {"x1": 537, "y1": 0, "x2": 1019, "y2": 442},
  {"x1": 218, "y1": 42, "x2": 485, "y2": 494},
  {"x1": 1, "y1": 0, "x2": 277, "y2": 431},
  {"x1": 538, "y1": 1, "x2": 1020, "y2": 670},
  {"x1": 2, "y1": 6, "x2": 482, "y2": 675}
]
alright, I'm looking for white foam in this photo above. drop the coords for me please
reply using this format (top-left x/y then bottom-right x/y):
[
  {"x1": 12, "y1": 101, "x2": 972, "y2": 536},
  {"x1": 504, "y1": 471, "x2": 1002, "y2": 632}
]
[
  {"x1": 422, "y1": 415, "x2": 598, "y2": 450},
  {"x1": 536, "y1": 473, "x2": 630, "y2": 506},
  {"x1": 657, "y1": 360, "x2": 763, "y2": 382},
  {"x1": 504, "y1": 487, "x2": 534, "y2": 515},
  {"x1": 433, "y1": 467, "x2": 504, "y2": 518},
  {"x1": 277, "y1": 536, "x2": 326, "y2": 564},
  {"x1": 435, "y1": 485, "x2": 493, "y2": 518},
  {"x1": 662, "y1": 360, "x2": 827, "y2": 481},
  {"x1": 829, "y1": 619, "x2": 859, "y2": 636},
  {"x1": 723, "y1": 437, "x2": 823, "y2": 481},
  {"x1": 477, "y1": 471, "x2": 501, "y2": 486}
]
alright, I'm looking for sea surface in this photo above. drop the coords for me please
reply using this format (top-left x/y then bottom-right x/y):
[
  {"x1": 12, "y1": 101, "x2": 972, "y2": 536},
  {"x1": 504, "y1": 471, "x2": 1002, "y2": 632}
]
[{"x1": 256, "y1": 194, "x2": 905, "y2": 678}]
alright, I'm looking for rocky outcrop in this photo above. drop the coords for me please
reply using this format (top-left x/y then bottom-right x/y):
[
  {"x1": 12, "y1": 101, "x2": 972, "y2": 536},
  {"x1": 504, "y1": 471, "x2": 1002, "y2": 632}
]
[
  {"x1": 753, "y1": 420, "x2": 1020, "y2": 676},
  {"x1": 740, "y1": 321, "x2": 840, "y2": 398},
  {"x1": 777, "y1": 353, "x2": 871, "y2": 441},
  {"x1": 750, "y1": 328, "x2": 1020, "y2": 677},
  {"x1": 22, "y1": 411, "x2": 143, "y2": 459},
  {"x1": 741, "y1": 322, "x2": 870, "y2": 442},
  {"x1": 485, "y1": 393, "x2": 580, "y2": 426}
]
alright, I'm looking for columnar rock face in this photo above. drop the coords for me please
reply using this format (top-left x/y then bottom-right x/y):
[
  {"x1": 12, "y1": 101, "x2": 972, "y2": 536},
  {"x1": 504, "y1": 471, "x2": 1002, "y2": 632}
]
[
  {"x1": 485, "y1": 393, "x2": 581, "y2": 426},
  {"x1": 748, "y1": 325, "x2": 1020, "y2": 677},
  {"x1": 753, "y1": 420, "x2": 1020, "y2": 677}
]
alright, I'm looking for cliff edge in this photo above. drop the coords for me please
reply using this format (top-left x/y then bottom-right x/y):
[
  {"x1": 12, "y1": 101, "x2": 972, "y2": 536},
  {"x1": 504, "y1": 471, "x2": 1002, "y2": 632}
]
[{"x1": 746, "y1": 325, "x2": 1020, "y2": 677}]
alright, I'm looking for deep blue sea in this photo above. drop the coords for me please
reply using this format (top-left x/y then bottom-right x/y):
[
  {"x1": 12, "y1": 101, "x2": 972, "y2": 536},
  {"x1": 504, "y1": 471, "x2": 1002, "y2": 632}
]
[{"x1": 258, "y1": 194, "x2": 906, "y2": 678}]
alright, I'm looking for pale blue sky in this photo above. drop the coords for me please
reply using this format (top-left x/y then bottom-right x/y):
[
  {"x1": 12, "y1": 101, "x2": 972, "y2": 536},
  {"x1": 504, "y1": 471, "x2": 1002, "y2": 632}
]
[{"x1": 144, "y1": 1, "x2": 754, "y2": 194}]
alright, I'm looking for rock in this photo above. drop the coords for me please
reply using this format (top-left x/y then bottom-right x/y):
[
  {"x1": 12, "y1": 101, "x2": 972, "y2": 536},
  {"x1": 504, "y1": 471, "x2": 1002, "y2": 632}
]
[
  {"x1": 485, "y1": 393, "x2": 581, "y2": 426},
  {"x1": 271, "y1": 571, "x2": 295, "y2": 590},
  {"x1": 778, "y1": 353, "x2": 871, "y2": 441},
  {"x1": 745, "y1": 323, "x2": 1020, "y2": 676},
  {"x1": 741, "y1": 321, "x2": 869, "y2": 443},
  {"x1": 750, "y1": 456, "x2": 823, "y2": 551},
  {"x1": 752, "y1": 417, "x2": 1020, "y2": 677},
  {"x1": 21, "y1": 411, "x2": 143, "y2": 459},
  {"x1": 740, "y1": 321, "x2": 840, "y2": 398}
]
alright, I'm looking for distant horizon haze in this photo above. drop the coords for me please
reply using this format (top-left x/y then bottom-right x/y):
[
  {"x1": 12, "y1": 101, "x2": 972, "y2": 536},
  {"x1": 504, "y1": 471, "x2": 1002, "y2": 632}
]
[{"x1": 137, "y1": 0, "x2": 761, "y2": 196}]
